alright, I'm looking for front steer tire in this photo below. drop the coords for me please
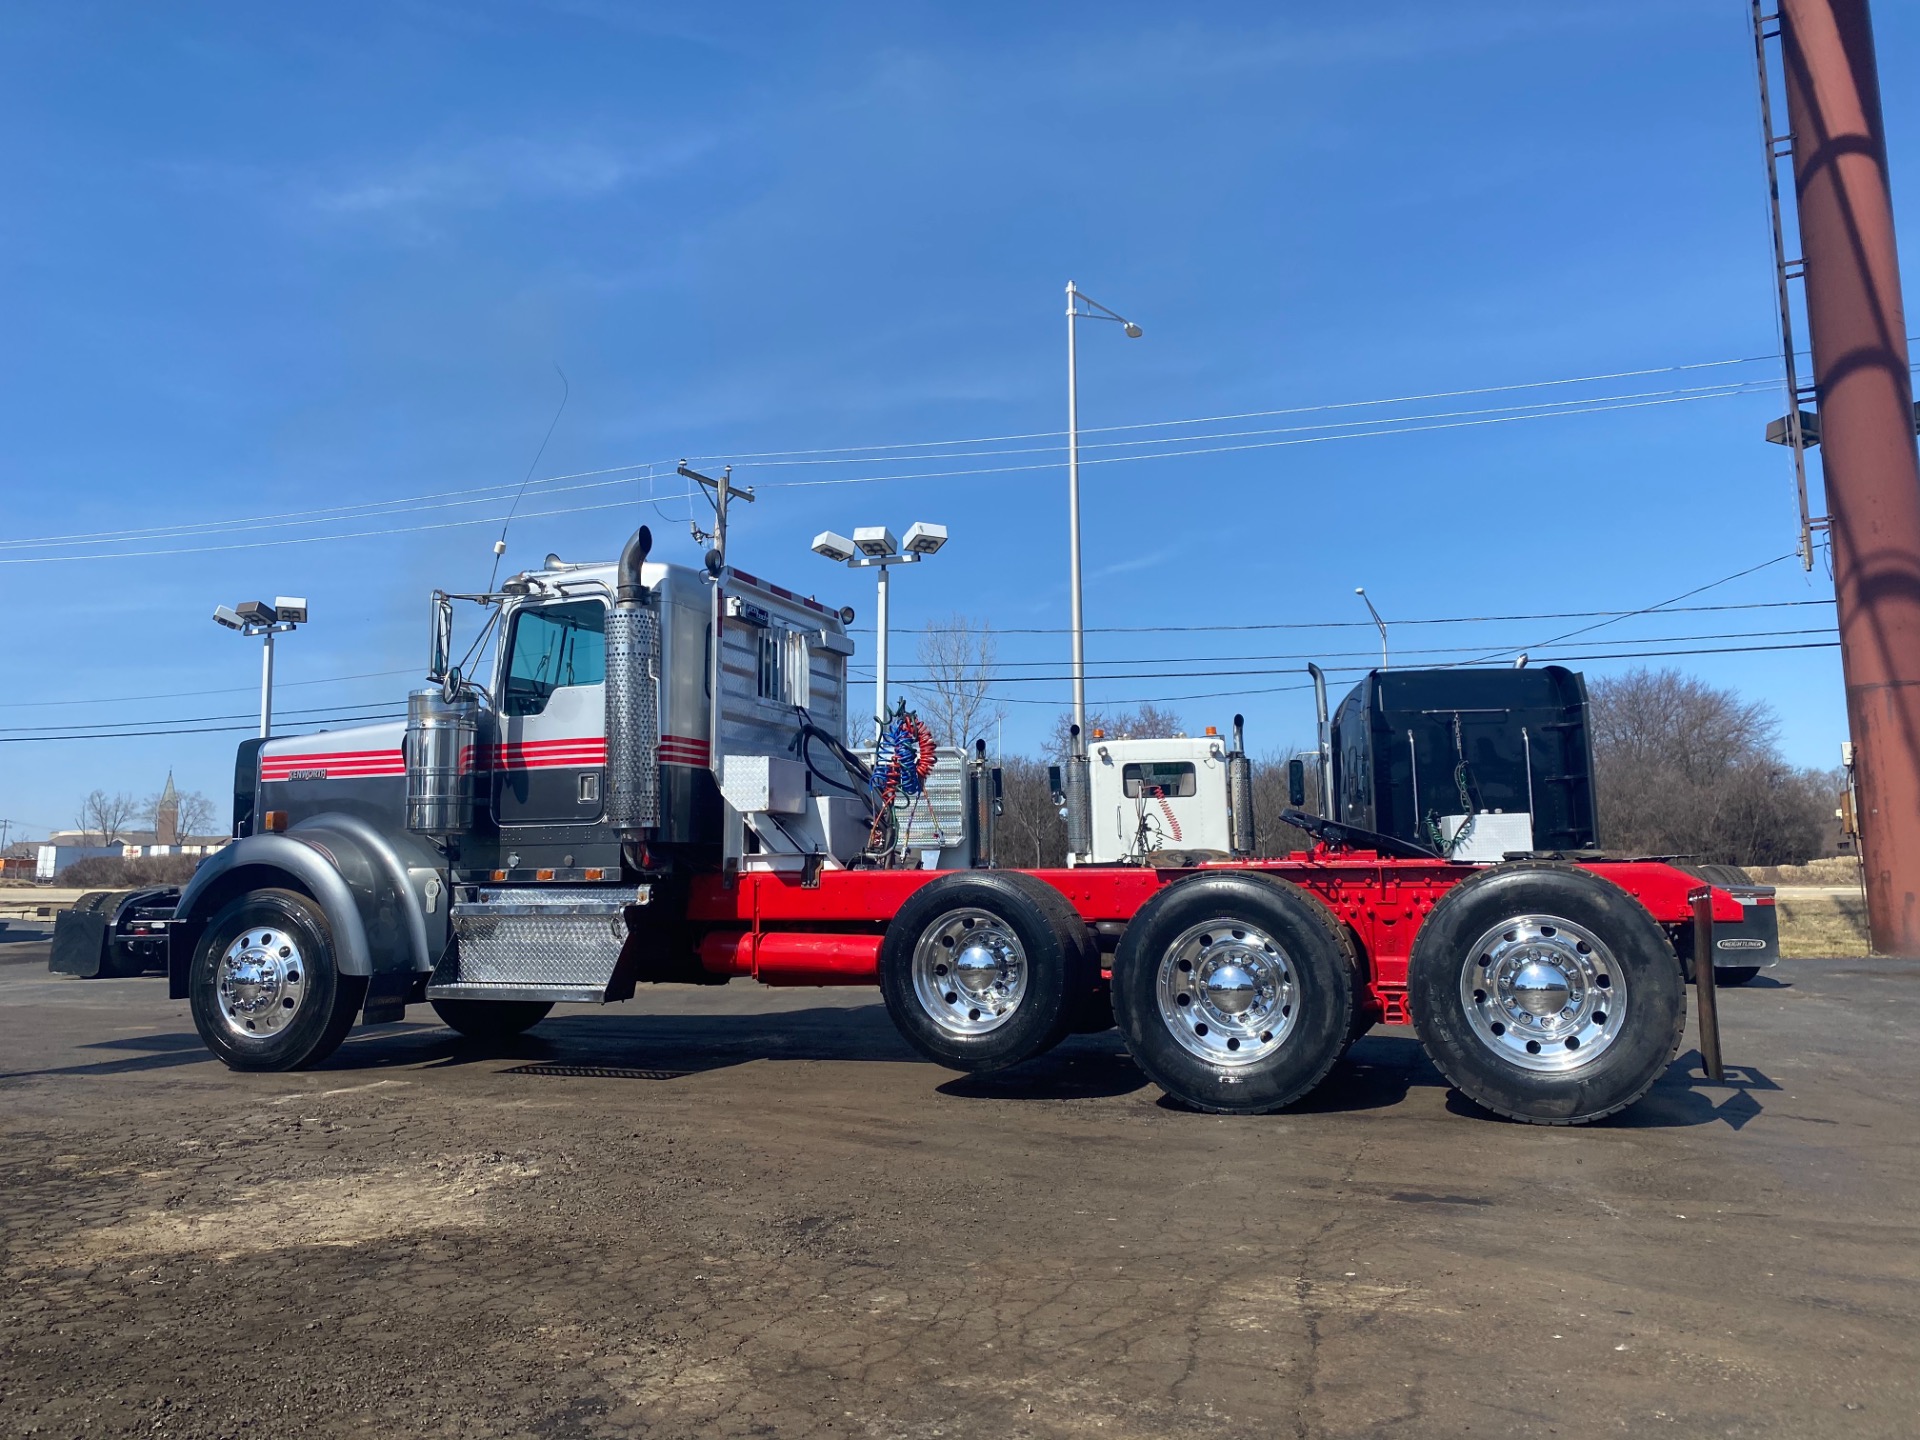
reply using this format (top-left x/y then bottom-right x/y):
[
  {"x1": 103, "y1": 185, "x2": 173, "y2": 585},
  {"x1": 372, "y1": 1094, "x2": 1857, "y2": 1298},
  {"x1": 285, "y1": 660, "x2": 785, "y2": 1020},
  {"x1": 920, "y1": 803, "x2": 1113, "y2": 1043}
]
[
  {"x1": 1408, "y1": 863, "x2": 1685, "y2": 1125},
  {"x1": 189, "y1": 888, "x2": 366, "y2": 1072},
  {"x1": 879, "y1": 871, "x2": 1096, "y2": 1073},
  {"x1": 1112, "y1": 873, "x2": 1356, "y2": 1116}
]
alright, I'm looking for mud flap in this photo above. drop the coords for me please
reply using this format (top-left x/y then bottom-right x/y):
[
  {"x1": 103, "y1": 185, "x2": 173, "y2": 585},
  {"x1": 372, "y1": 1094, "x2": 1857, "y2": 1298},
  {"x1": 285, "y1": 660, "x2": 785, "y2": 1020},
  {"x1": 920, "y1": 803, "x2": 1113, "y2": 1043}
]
[{"x1": 49, "y1": 899, "x2": 115, "y2": 977}]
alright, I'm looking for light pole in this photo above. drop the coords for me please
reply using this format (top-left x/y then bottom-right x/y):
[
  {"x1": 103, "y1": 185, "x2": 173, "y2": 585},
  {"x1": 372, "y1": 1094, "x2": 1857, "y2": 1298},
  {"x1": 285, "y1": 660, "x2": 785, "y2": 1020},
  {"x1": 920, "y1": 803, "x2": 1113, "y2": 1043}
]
[
  {"x1": 1066, "y1": 281, "x2": 1143, "y2": 737},
  {"x1": 213, "y1": 596, "x2": 307, "y2": 736},
  {"x1": 1355, "y1": 588, "x2": 1388, "y2": 670},
  {"x1": 812, "y1": 522, "x2": 947, "y2": 737}
]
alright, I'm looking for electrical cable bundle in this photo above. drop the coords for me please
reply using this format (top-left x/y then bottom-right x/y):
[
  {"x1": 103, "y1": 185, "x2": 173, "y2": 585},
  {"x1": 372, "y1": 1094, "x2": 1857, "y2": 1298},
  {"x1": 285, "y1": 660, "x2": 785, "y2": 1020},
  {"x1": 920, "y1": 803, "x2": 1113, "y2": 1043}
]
[{"x1": 867, "y1": 708, "x2": 938, "y2": 853}]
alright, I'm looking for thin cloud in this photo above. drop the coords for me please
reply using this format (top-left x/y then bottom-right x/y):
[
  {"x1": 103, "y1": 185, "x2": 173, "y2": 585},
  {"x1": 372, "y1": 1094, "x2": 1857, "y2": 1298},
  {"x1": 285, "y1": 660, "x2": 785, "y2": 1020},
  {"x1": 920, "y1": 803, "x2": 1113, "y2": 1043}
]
[{"x1": 310, "y1": 131, "x2": 717, "y2": 217}]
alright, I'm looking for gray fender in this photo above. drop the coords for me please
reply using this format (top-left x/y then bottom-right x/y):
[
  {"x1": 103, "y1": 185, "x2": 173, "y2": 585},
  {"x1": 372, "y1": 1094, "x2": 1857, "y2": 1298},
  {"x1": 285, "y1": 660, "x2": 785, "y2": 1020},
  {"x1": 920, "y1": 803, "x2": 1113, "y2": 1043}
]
[{"x1": 170, "y1": 816, "x2": 442, "y2": 999}]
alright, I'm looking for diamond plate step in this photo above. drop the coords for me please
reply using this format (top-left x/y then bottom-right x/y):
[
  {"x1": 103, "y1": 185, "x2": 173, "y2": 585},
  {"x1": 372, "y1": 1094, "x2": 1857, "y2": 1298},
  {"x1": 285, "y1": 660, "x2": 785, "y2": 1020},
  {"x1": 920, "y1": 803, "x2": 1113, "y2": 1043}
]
[{"x1": 432, "y1": 885, "x2": 638, "y2": 1000}]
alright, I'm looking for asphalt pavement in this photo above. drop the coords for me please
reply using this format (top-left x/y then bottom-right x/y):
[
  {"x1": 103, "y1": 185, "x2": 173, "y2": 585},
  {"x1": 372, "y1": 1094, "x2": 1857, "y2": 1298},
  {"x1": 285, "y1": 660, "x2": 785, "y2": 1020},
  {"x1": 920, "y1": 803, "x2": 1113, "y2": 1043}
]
[{"x1": 1, "y1": 922, "x2": 1915, "y2": 1439}]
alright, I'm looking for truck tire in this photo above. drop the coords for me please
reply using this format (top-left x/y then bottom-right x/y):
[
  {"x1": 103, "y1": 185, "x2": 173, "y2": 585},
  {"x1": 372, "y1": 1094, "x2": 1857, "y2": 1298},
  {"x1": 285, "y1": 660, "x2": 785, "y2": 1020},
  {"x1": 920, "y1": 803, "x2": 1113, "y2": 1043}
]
[
  {"x1": 879, "y1": 871, "x2": 1096, "y2": 1072},
  {"x1": 1673, "y1": 862, "x2": 1762, "y2": 986},
  {"x1": 1407, "y1": 863, "x2": 1685, "y2": 1125},
  {"x1": 1111, "y1": 873, "x2": 1356, "y2": 1115},
  {"x1": 431, "y1": 998, "x2": 553, "y2": 1039},
  {"x1": 189, "y1": 888, "x2": 367, "y2": 1072}
]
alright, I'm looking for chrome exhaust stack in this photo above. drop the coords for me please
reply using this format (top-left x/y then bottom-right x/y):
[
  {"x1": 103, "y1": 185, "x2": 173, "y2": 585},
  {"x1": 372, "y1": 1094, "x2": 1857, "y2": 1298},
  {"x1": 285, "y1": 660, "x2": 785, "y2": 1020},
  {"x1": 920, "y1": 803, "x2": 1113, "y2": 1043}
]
[
  {"x1": 604, "y1": 526, "x2": 661, "y2": 839},
  {"x1": 1064, "y1": 723, "x2": 1092, "y2": 862},
  {"x1": 1307, "y1": 662, "x2": 1334, "y2": 817},
  {"x1": 1226, "y1": 712, "x2": 1256, "y2": 856}
]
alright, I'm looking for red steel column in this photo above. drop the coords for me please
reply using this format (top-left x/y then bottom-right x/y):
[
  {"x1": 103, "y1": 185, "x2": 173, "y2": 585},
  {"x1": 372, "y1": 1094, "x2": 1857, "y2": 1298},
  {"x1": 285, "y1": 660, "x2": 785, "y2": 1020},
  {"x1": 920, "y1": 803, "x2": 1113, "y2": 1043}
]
[{"x1": 1782, "y1": 0, "x2": 1920, "y2": 955}]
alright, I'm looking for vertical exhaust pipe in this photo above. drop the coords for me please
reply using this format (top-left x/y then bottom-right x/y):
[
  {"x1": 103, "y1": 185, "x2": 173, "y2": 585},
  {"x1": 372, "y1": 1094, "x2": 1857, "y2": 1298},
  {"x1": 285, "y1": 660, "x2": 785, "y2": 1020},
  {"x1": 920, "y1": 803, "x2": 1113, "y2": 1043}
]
[
  {"x1": 1065, "y1": 723, "x2": 1092, "y2": 863},
  {"x1": 1226, "y1": 712, "x2": 1256, "y2": 857},
  {"x1": 605, "y1": 526, "x2": 661, "y2": 839},
  {"x1": 1307, "y1": 662, "x2": 1333, "y2": 818},
  {"x1": 969, "y1": 738, "x2": 998, "y2": 868}
]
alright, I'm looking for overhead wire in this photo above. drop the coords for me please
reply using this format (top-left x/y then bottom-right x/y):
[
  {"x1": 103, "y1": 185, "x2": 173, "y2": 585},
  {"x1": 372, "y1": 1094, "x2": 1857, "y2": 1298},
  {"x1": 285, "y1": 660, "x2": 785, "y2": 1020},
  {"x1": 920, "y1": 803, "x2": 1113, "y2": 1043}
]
[
  {"x1": 924, "y1": 639, "x2": 1843, "y2": 709},
  {"x1": 0, "y1": 384, "x2": 1786, "y2": 565},
  {"x1": 858, "y1": 626, "x2": 1837, "y2": 679},
  {"x1": 0, "y1": 359, "x2": 1817, "y2": 563}
]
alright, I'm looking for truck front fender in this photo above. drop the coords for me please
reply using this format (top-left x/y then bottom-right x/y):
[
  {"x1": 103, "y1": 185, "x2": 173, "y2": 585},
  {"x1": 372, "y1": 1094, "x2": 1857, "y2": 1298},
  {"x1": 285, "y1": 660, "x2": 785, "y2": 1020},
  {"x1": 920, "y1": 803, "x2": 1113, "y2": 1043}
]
[
  {"x1": 169, "y1": 819, "x2": 442, "y2": 1003},
  {"x1": 171, "y1": 834, "x2": 376, "y2": 997}
]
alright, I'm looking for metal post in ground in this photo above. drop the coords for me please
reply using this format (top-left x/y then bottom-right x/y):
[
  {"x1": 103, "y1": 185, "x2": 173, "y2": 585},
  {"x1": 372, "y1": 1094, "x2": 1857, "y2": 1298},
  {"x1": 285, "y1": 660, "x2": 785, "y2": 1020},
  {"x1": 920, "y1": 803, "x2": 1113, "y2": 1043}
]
[
  {"x1": 1781, "y1": 0, "x2": 1920, "y2": 956},
  {"x1": 1691, "y1": 888, "x2": 1726, "y2": 1083}
]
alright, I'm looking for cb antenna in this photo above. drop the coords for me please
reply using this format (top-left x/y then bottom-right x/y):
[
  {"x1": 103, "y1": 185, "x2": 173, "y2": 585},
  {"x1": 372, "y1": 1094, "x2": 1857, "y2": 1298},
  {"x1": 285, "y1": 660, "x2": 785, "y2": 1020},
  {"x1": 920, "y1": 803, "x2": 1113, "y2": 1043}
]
[{"x1": 488, "y1": 363, "x2": 571, "y2": 589}]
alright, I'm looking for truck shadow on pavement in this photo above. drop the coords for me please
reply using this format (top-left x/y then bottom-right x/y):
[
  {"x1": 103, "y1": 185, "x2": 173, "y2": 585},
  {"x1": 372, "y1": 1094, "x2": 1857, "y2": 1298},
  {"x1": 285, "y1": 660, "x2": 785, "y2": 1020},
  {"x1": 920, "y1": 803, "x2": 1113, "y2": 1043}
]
[{"x1": 12, "y1": 1014, "x2": 1781, "y2": 1132}]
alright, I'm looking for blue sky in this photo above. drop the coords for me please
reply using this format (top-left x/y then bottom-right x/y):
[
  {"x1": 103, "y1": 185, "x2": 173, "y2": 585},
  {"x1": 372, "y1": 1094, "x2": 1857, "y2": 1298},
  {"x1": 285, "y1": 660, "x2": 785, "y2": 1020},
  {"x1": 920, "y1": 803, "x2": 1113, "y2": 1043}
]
[{"x1": 3, "y1": 1, "x2": 1916, "y2": 837}]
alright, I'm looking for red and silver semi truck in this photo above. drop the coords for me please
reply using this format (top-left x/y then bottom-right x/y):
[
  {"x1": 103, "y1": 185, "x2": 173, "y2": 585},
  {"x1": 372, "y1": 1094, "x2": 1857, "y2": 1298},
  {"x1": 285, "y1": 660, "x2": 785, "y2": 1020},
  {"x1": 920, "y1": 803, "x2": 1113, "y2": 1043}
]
[{"x1": 125, "y1": 525, "x2": 1769, "y2": 1122}]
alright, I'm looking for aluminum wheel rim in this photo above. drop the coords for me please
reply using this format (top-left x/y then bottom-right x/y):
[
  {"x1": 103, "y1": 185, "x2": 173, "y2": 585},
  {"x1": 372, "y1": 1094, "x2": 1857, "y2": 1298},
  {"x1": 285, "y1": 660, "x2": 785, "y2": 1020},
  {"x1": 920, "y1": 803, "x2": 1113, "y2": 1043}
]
[
  {"x1": 1459, "y1": 913, "x2": 1625, "y2": 1073},
  {"x1": 214, "y1": 926, "x2": 310, "y2": 1040},
  {"x1": 910, "y1": 908, "x2": 1028, "y2": 1036},
  {"x1": 1154, "y1": 919, "x2": 1296, "y2": 1067}
]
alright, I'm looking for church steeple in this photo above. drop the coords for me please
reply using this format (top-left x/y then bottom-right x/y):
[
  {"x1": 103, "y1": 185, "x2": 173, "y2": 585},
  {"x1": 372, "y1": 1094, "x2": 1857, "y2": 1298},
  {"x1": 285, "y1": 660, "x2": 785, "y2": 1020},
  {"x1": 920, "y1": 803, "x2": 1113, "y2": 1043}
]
[{"x1": 156, "y1": 770, "x2": 180, "y2": 846}]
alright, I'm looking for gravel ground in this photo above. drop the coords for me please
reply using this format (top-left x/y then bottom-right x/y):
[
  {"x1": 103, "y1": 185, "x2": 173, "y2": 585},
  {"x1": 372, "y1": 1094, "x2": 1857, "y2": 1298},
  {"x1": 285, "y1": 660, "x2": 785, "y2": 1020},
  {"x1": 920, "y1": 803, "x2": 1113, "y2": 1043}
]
[{"x1": 2, "y1": 925, "x2": 1916, "y2": 1439}]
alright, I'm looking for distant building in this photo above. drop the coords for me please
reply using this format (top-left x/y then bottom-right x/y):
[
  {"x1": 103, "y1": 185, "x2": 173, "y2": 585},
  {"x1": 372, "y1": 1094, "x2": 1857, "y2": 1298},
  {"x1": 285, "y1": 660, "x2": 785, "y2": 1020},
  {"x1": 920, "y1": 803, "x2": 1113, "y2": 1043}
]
[{"x1": 42, "y1": 767, "x2": 228, "y2": 865}]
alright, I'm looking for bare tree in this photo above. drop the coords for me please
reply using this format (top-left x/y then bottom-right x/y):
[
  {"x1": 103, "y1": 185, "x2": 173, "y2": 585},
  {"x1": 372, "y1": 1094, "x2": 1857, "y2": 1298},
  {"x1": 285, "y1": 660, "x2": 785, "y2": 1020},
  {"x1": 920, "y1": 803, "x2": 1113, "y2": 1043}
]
[
  {"x1": 75, "y1": 790, "x2": 137, "y2": 846},
  {"x1": 1250, "y1": 747, "x2": 1319, "y2": 858},
  {"x1": 994, "y1": 756, "x2": 1067, "y2": 868},
  {"x1": 910, "y1": 614, "x2": 1007, "y2": 750},
  {"x1": 1589, "y1": 668, "x2": 1835, "y2": 866},
  {"x1": 1046, "y1": 703, "x2": 1187, "y2": 758}
]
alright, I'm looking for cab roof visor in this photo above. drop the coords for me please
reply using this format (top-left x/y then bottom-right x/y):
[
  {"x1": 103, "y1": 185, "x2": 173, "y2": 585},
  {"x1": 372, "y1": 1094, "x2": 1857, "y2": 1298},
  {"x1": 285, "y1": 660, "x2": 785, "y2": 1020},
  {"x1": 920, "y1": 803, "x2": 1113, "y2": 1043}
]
[{"x1": 616, "y1": 525, "x2": 653, "y2": 606}]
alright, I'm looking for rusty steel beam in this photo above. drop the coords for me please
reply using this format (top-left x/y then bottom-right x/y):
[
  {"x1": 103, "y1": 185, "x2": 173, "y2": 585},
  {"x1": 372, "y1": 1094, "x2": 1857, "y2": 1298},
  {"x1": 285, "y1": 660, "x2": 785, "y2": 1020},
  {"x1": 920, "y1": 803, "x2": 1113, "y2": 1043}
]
[{"x1": 1781, "y1": 0, "x2": 1920, "y2": 955}]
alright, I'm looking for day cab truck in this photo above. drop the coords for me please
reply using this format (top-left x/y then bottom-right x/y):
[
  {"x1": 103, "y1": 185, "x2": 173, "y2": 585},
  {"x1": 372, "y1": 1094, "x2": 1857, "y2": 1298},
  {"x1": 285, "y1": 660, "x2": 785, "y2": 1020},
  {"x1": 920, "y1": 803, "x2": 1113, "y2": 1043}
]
[{"x1": 105, "y1": 524, "x2": 1773, "y2": 1123}]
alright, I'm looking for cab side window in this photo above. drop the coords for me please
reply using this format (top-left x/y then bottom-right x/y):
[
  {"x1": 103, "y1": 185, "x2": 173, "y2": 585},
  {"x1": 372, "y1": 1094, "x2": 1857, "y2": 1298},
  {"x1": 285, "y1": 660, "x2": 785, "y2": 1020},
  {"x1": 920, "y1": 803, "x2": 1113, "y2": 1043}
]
[{"x1": 502, "y1": 600, "x2": 605, "y2": 716}]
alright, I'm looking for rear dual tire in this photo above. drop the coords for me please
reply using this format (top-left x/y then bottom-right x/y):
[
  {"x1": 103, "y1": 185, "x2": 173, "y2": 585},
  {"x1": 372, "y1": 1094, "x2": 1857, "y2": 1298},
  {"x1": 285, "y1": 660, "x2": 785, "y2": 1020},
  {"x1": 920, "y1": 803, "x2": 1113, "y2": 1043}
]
[
  {"x1": 879, "y1": 872, "x2": 1097, "y2": 1073},
  {"x1": 1111, "y1": 874, "x2": 1357, "y2": 1116},
  {"x1": 1408, "y1": 863, "x2": 1685, "y2": 1125}
]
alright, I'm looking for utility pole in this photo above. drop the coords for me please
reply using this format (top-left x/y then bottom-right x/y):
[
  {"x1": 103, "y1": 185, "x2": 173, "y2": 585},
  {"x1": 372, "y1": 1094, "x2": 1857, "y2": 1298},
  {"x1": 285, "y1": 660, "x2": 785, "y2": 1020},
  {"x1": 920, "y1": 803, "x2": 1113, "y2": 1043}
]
[
  {"x1": 1781, "y1": 0, "x2": 1920, "y2": 955},
  {"x1": 680, "y1": 461, "x2": 756, "y2": 782}
]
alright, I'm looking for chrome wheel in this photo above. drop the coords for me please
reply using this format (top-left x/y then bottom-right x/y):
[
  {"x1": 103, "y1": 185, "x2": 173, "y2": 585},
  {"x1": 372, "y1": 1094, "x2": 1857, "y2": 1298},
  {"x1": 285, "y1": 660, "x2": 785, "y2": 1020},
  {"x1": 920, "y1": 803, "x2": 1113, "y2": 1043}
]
[
  {"x1": 1153, "y1": 919, "x2": 1296, "y2": 1067},
  {"x1": 1459, "y1": 913, "x2": 1625, "y2": 1073},
  {"x1": 214, "y1": 926, "x2": 310, "y2": 1040},
  {"x1": 910, "y1": 908, "x2": 1028, "y2": 1036}
]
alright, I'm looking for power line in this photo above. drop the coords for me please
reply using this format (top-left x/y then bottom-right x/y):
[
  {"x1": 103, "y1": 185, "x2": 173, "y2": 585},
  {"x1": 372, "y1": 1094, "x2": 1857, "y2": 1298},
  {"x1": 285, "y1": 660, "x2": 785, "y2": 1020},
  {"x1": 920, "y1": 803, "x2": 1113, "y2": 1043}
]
[
  {"x1": 0, "y1": 709, "x2": 408, "y2": 745},
  {"x1": 0, "y1": 385, "x2": 1780, "y2": 566},
  {"x1": 16, "y1": 599, "x2": 1833, "y2": 719},
  {"x1": 952, "y1": 639, "x2": 1843, "y2": 708},
  {"x1": 0, "y1": 699, "x2": 414, "y2": 736},
  {"x1": 0, "y1": 358, "x2": 1811, "y2": 563},
  {"x1": 1456, "y1": 550, "x2": 1801, "y2": 664},
  {"x1": 852, "y1": 597, "x2": 1832, "y2": 637},
  {"x1": 2, "y1": 638, "x2": 1840, "y2": 745},
  {"x1": 860, "y1": 626, "x2": 1836, "y2": 679},
  {"x1": 11, "y1": 669, "x2": 418, "y2": 710}
]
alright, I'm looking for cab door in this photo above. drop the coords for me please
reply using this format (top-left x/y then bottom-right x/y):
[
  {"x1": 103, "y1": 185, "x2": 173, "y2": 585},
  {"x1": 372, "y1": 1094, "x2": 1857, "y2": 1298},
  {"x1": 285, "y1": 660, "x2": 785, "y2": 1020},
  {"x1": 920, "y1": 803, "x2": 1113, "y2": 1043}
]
[{"x1": 493, "y1": 598, "x2": 608, "y2": 829}]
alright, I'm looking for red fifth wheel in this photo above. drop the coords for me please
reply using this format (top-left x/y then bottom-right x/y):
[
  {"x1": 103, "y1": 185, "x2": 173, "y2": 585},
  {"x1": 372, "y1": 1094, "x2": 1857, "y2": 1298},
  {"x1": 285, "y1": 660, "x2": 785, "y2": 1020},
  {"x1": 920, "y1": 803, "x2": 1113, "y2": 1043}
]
[
  {"x1": 1407, "y1": 863, "x2": 1687, "y2": 1126},
  {"x1": 1110, "y1": 873, "x2": 1358, "y2": 1116}
]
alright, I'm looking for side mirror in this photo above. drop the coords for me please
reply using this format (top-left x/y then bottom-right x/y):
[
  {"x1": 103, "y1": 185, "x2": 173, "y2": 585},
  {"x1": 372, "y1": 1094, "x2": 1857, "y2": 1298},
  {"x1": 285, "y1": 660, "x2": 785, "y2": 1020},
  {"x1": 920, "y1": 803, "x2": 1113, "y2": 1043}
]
[
  {"x1": 1047, "y1": 765, "x2": 1065, "y2": 806},
  {"x1": 1287, "y1": 757, "x2": 1307, "y2": 808},
  {"x1": 429, "y1": 592, "x2": 454, "y2": 682}
]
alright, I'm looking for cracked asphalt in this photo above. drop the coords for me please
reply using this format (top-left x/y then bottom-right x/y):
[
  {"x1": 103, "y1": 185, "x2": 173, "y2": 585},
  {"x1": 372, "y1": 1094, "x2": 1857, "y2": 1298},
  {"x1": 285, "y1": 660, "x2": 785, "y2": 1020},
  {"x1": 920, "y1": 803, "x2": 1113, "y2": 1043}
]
[{"x1": 2, "y1": 922, "x2": 1916, "y2": 1439}]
